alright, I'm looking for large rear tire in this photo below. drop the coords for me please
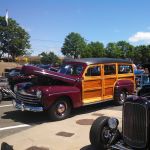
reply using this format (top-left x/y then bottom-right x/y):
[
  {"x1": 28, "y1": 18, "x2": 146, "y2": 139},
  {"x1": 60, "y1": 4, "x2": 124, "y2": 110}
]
[{"x1": 90, "y1": 116, "x2": 110, "y2": 150}]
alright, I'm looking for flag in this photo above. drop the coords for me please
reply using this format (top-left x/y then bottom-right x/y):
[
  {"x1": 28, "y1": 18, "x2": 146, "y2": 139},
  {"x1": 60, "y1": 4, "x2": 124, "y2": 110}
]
[{"x1": 5, "y1": 9, "x2": 8, "y2": 26}]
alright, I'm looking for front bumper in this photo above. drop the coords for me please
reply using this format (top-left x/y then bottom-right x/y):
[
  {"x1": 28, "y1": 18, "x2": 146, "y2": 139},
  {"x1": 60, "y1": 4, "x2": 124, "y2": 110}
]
[{"x1": 13, "y1": 100, "x2": 43, "y2": 112}]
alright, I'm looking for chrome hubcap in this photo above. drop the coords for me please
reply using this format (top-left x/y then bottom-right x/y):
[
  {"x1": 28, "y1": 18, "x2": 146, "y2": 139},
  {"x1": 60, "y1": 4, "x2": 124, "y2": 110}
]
[
  {"x1": 120, "y1": 93, "x2": 125, "y2": 102},
  {"x1": 57, "y1": 103, "x2": 66, "y2": 115}
]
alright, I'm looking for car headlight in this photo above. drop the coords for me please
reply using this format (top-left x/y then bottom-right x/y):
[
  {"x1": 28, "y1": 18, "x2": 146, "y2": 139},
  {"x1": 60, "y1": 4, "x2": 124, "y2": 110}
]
[
  {"x1": 14, "y1": 85, "x2": 18, "y2": 93},
  {"x1": 36, "y1": 90, "x2": 42, "y2": 99},
  {"x1": 108, "y1": 117, "x2": 119, "y2": 129}
]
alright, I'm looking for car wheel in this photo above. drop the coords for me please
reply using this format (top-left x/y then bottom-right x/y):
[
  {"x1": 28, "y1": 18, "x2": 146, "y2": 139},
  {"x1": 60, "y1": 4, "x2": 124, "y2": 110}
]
[
  {"x1": 0, "y1": 91, "x2": 3, "y2": 103},
  {"x1": 48, "y1": 98, "x2": 71, "y2": 121},
  {"x1": 90, "y1": 116, "x2": 112, "y2": 150}
]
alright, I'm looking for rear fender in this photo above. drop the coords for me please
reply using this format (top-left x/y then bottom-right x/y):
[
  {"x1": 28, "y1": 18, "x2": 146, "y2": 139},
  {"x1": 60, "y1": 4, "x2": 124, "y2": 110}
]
[{"x1": 114, "y1": 79, "x2": 134, "y2": 97}]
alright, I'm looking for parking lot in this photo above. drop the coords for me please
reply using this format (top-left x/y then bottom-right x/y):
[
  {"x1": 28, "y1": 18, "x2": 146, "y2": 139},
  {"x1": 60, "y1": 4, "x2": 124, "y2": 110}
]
[
  {"x1": 0, "y1": 99, "x2": 51, "y2": 139},
  {"x1": 0, "y1": 99, "x2": 122, "y2": 150}
]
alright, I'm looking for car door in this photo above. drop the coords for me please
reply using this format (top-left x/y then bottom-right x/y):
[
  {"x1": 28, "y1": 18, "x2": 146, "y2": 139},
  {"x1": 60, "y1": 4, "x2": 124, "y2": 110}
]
[
  {"x1": 82, "y1": 65, "x2": 103, "y2": 104},
  {"x1": 103, "y1": 63, "x2": 117, "y2": 100}
]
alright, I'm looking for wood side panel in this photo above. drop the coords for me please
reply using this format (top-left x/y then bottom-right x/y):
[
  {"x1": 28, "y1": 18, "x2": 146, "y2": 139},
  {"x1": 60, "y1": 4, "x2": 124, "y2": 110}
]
[
  {"x1": 84, "y1": 80, "x2": 102, "y2": 89},
  {"x1": 105, "y1": 87, "x2": 113, "y2": 95},
  {"x1": 84, "y1": 90, "x2": 102, "y2": 99},
  {"x1": 104, "y1": 78, "x2": 116, "y2": 86}
]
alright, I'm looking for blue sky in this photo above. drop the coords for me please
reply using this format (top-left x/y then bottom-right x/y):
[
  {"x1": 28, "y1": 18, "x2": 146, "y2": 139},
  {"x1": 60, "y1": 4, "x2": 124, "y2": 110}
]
[{"x1": 1, "y1": 0, "x2": 150, "y2": 56}]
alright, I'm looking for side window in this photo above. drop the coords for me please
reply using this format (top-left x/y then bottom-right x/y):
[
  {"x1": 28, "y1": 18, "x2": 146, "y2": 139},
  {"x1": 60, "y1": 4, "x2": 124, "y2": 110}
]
[
  {"x1": 104, "y1": 65, "x2": 116, "y2": 75},
  {"x1": 85, "y1": 66, "x2": 101, "y2": 76},
  {"x1": 118, "y1": 65, "x2": 133, "y2": 74}
]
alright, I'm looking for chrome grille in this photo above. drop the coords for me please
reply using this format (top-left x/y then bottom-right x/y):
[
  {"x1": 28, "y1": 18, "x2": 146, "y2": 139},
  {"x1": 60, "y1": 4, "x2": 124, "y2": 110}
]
[
  {"x1": 123, "y1": 102, "x2": 147, "y2": 148},
  {"x1": 16, "y1": 92, "x2": 41, "y2": 104}
]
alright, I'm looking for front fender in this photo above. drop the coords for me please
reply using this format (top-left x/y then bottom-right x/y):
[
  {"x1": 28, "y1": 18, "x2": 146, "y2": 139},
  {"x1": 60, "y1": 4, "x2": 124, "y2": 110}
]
[{"x1": 42, "y1": 86, "x2": 81, "y2": 110}]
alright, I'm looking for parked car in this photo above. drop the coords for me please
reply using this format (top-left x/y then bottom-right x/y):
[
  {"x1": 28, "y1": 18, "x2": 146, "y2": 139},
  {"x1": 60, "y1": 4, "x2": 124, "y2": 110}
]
[
  {"x1": 89, "y1": 93, "x2": 150, "y2": 150},
  {"x1": 135, "y1": 63, "x2": 150, "y2": 87},
  {"x1": 36, "y1": 64, "x2": 59, "y2": 72},
  {"x1": 8, "y1": 65, "x2": 37, "y2": 91},
  {"x1": 2, "y1": 67, "x2": 16, "y2": 78},
  {"x1": 0, "y1": 77, "x2": 15, "y2": 102},
  {"x1": 13, "y1": 58, "x2": 135, "y2": 120},
  {"x1": 8, "y1": 67, "x2": 22, "y2": 77},
  {"x1": 8, "y1": 64, "x2": 59, "y2": 91},
  {"x1": 136, "y1": 73, "x2": 150, "y2": 97}
]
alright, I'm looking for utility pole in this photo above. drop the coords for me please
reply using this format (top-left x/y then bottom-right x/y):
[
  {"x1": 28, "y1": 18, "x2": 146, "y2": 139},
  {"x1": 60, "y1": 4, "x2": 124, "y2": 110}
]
[{"x1": 5, "y1": 9, "x2": 10, "y2": 61}]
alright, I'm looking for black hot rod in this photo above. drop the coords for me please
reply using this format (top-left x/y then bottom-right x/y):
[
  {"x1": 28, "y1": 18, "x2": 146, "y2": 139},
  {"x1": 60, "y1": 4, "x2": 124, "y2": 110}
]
[{"x1": 90, "y1": 95, "x2": 150, "y2": 150}]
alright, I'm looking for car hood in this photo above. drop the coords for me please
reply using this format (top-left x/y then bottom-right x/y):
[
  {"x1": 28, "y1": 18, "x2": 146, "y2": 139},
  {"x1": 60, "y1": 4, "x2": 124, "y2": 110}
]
[
  {"x1": 34, "y1": 69, "x2": 79, "y2": 85},
  {"x1": 21, "y1": 65, "x2": 79, "y2": 85}
]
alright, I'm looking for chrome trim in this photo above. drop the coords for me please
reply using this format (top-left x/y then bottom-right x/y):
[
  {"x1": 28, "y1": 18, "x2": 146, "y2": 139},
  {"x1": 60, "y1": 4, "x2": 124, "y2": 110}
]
[
  {"x1": 48, "y1": 90, "x2": 79, "y2": 96},
  {"x1": 16, "y1": 93, "x2": 40, "y2": 104},
  {"x1": 14, "y1": 101, "x2": 43, "y2": 112},
  {"x1": 2, "y1": 88, "x2": 16, "y2": 98},
  {"x1": 19, "y1": 90, "x2": 35, "y2": 96}
]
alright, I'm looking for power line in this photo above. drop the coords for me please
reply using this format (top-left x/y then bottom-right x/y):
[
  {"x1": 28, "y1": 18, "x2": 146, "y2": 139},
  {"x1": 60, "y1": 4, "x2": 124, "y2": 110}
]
[{"x1": 31, "y1": 38, "x2": 62, "y2": 43}]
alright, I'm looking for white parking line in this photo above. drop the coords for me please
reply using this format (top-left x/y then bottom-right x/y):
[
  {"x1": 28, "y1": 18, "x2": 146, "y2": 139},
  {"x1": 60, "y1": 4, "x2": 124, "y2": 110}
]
[
  {"x1": 0, "y1": 104, "x2": 13, "y2": 108},
  {"x1": 0, "y1": 124, "x2": 30, "y2": 131}
]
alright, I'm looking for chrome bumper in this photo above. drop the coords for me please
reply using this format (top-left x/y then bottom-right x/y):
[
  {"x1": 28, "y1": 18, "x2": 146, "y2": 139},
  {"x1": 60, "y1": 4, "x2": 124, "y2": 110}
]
[{"x1": 13, "y1": 100, "x2": 43, "y2": 112}]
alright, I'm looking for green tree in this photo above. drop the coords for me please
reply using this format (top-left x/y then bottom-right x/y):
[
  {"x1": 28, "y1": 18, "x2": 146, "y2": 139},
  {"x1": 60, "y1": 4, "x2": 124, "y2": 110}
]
[
  {"x1": 81, "y1": 41, "x2": 105, "y2": 58},
  {"x1": 105, "y1": 41, "x2": 134, "y2": 60},
  {"x1": 134, "y1": 45, "x2": 150, "y2": 64},
  {"x1": 61, "y1": 32, "x2": 86, "y2": 59},
  {"x1": 116, "y1": 41, "x2": 134, "y2": 59},
  {"x1": 0, "y1": 16, "x2": 31, "y2": 60},
  {"x1": 40, "y1": 51, "x2": 61, "y2": 65},
  {"x1": 105, "y1": 42, "x2": 122, "y2": 58}
]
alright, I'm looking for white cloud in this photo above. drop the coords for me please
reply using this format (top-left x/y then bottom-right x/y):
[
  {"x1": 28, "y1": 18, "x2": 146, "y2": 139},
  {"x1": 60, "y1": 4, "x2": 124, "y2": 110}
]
[{"x1": 128, "y1": 32, "x2": 150, "y2": 43}]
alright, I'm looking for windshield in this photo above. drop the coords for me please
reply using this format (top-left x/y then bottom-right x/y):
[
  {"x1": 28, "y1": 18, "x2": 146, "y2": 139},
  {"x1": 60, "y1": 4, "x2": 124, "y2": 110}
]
[
  {"x1": 9, "y1": 69, "x2": 21, "y2": 76},
  {"x1": 58, "y1": 64, "x2": 83, "y2": 76}
]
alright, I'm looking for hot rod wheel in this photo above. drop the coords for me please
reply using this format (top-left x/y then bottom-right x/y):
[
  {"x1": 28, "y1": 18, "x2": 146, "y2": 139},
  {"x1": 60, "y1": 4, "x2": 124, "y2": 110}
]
[
  {"x1": 90, "y1": 116, "x2": 120, "y2": 150},
  {"x1": 48, "y1": 97, "x2": 72, "y2": 121}
]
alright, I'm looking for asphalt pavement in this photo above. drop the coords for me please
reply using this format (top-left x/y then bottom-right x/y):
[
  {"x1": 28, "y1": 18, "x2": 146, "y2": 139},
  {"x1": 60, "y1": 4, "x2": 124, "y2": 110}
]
[{"x1": 0, "y1": 99, "x2": 122, "y2": 150}]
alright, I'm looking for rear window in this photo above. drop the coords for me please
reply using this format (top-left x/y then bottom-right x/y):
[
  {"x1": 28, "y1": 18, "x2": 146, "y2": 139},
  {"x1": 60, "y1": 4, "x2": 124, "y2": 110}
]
[{"x1": 118, "y1": 65, "x2": 133, "y2": 74}]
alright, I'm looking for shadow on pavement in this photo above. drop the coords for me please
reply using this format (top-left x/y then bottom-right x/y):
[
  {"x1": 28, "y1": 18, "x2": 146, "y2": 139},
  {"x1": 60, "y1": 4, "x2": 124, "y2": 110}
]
[
  {"x1": 1, "y1": 111, "x2": 49, "y2": 125},
  {"x1": 1, "y1": 101, "x2": 120, "y2": 125},
  {"x1": 72, "y1": 101, "x2": 119, "y2": 117}
]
